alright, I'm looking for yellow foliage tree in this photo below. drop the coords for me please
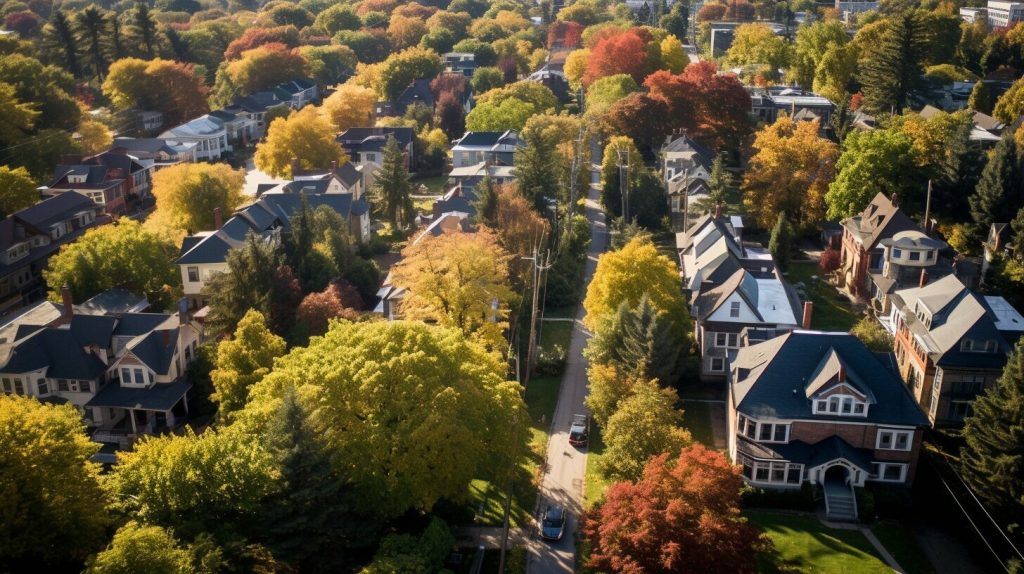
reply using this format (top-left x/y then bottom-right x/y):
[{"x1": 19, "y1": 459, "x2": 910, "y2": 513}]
[
  {"x1": 255, "y1": 106, "x2": 347, "y2": 178},
  {"x1": 742, "y1": 116, "x2": 837, "y2": 230},
  {"x1": 75, "y1": 116, "x2": 112, "y2": 155},
  {"x1": 150, "y1": 162, "x2": 245, "y2": 232},
  {"x1": 564, "y1": 48, "x2": 590, "y2": 91},
  {"x1": 660, "y1": 35, "x2": 688, "y2": 74},
  {"x1": 320, "y1": 83, "x2": 376, "y2": 133}
]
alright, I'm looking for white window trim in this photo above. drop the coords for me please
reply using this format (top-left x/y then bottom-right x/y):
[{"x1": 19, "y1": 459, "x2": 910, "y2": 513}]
[
  {"x1": 870, "y1": 462, "x2": 908, "y2": 483},
  {"x1": 739, "y1": 415, "x2": 790, "y2": 444},
  {"x1": 876, "y1": 429, "x2": 914, "y2": 451}
]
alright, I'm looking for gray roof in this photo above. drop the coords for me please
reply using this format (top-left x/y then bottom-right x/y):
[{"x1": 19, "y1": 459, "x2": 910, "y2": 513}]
[
  {"x1": 127, "y1": 327, "x2": 179, "y2": 374},
  {"x1": 78, "y1": 288, "x2": 148, "y2": 315},
  {"x1": 3, "y1": 329, "x2": 107, "y2": 379},
  {"x1": 731, "y1": 331, "x2": 929, "y2": 427},
  {"x1": 86, "y1": 379, "x2": 191, "y2": 411}
]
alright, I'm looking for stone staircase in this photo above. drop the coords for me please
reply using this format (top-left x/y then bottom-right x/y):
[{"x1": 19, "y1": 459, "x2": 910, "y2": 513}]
[{"x1": 824, "y1": 480, "x2": 858, "y2": 522}]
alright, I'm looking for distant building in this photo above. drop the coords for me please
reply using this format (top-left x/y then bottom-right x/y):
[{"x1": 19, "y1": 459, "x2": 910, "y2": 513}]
[
  {"x1": 960, "y1": 1, "x2": 1024, "y2": 28},
  {"x1": 661, "y1": 132, "x2": 715, "y2": 227},
  {"x1": 40, "y1": 159, "x2": 135, "y2": 215},
  {"x1": 838, "y1": 193, "x2": 918, "y2": 300},
  {"x1": 444, "y1": 52, "x2": 478, "y2": 77},
  {"x1": 337, "y1": 127, "x2": 416, "y2": 171},
  {"x1": 749, "y1": 87, "x2": 835, "y2": 129},
  {"x1": 836, "y1": 0, "x2": 879, "y2": 20},
  {"x1": 159, "y1": 115, "x2": 231, "y2": 161},
  {"x1": 451, "y1": 130, "x2": 523, "y2": 168}
]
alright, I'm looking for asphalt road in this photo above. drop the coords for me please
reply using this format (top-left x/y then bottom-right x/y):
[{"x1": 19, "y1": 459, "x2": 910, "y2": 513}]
[{"x1": 528, "y1": 142, "x2": 607, "y2": 574}]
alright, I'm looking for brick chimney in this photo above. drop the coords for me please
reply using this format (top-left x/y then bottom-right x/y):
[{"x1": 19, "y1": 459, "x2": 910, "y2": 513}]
[
  {"x1": 60, "y1": 285, "x2": 74, "y2": 324},
  {"x1": 330, "y1": 160, "x2": 338, "y2": 170},
  {"x1": 161, "y1": 329, "x2": 170, "y2": 347},
  {"x1": 801, "y1": 301, "x2": 813, "y2": 330},
  {"x1": 714, "y1": 203, "x2": 722, "y2": 219},
  {"x1": 919, "y1": 268, "x2": 929, "y2": 288},
  {"x1": 213, "y1": 207, "x2": 223, "y2": 229}
]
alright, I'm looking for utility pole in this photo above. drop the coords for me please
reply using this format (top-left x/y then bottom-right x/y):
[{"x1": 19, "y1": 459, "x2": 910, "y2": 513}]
[
  {"x1": 617, "y1": 147, "x2": 630, "y2": 222},
  {"x1": 923, "y1": 179, "x2": 932, "y2": 234},
  {"x1": 568, "y1": 122, "x2": 586, "y2": 222},
  {"x1": 522, "y1": 247, "x2": 554, "y2": 386},
  {"x1": 682, "y1": 168, "x2": 690, "y2": 232}
]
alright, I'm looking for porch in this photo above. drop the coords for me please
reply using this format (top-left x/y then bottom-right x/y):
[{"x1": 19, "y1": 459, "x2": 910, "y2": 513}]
[{"x1": 86, "y1": 379, "x2": 192, "y2": 445}]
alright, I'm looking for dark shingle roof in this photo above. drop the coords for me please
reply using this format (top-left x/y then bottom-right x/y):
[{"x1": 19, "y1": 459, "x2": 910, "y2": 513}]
[
  {"x1": 86, "y1": 379, "x2": 191, "y2": 410},
  {"x1": 15, "y1": 192, "x2": 95, "y2": 231},
  {"x1": 4, "y1": 329, "x2": 107, "y2": 379},
  {"x1": 127, "y1": 328, "x2": 179, "y2": 374},
  {"x1": 113, "y1": 313, "x2": 172, "y2": 338},
  {"x1": 69, "y1": 315, "x2": 118, "y2": 348}
]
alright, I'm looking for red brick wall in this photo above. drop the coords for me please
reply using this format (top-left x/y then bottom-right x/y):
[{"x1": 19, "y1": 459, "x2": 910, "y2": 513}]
[{"x1": 790, "y1": 420, "x2": 923, "y2": 483}]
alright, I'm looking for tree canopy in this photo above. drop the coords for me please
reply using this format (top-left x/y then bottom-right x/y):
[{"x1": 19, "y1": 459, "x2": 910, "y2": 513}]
[
  {"x1": 825, "y1": 128, "x2": 918, "y2": 220},
  {"x1": 150, "y1": 162, "x2": 245, "y2": 233},
  {"x1": 255, "y1": 106, "x2": 347, "y2": 178},
  {"x1": 211, "y1": 309, "x2": 287, "y2": 417}
]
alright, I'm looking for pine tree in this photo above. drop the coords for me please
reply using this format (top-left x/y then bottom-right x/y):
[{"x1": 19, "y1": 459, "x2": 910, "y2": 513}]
[
  {"x1": 620, "y1": 296, "x2": 684, "y2": 385},
  {"x1": 858, "y1": 11, "x2": 928, "y2": 114},
  {"x1": 257, "y1": 390, "x2": 378, "y2": 573},
  {"x1": 131, "y1": 3, "x2": 158, "y2": 58},
  {"x1": 960, "y1": 340, "x2": 1024, "y2": 532},
  {"x1": 768, "y1": 211, "x2": 794, "y2": 270},
  {"x1": 76, "y1": 6, "x2": 110, "y2": 83},
  {"x1": 969, "y1": 135, "x2": 1024, "y2": 241},
  {"x1": 695, "y1": 153, "x2": 731, "y2": 214},
  {"x1": 164, "y1": 27, "x2": 191, "y2": 61},
  {"x1": 204, "y1": 234, "x2": 282, "y2": 336},
  {"x1": 968, "y1": 80, "x2": 993, "y2": 114},
  {"x1": 1009, "y1": 207, "x2": 1024, "y2": 257},
  {"x1": 110, "y1": 17, "x2": 124, "y2": 61},
  {"x1": 935, "y1": 118, "x2": 985, "y2": 219},
  {"x1": 830, "y1": 97, "x2": 853, "y2": 143},
  {"x1": 474, "y1": 171, "x2": 498, "y2": 227},
  {"x1": 46, "y1": 10, "x2": 81, "y2": 78},
  {"x1": 659, "y1": 0, "x2": 689, "y2": 42},
  {"x1": 514, "y1": 127, "x2": 561, "y2": 212},
  {"x1": 372, "y1": 136, "x2": 414, "y2": 232}
]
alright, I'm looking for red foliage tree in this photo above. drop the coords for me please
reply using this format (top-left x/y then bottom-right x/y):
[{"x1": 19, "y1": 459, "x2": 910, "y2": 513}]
[
  {"x1": 435, "y1": 92, "x2": 465, "y2": 139},
  {"x1": 224, "y1": 25, "x2": 301, "y2": 60},
  {"x1": 819, "y1": 248, "x2": 841, "y2": 273},
  {"x1": 546, "y1": 21, "x2": 584, "y2": 49},
  {"x1": 604, "y1": 93, "x2": 672, "y2": 153},
  {"x1": 696, "y1": 3, "x2": 727, "y2": 21},
  {"x1": 295, "y1": 280, "x2": 361, "y2": 337},
  {"x1": 725, "y1": 0, "x2": 756, "y2": 20},
  {"x1": 583, "y1": 28, "x2": 649, "y2": 86},
  {"x1": 431, "y1": 72, "x2": 467, "y2": 100},
  {"x1": 645, "y1": 61, "x2": 752, "y2": 150},
  {"x1": 850, "y1": 92, "x2": 863, "y2": 111},
  {"x1": 498, "y1": 56, "x2": 518, "y2": 84},
  {"x1": 4, "y1": 11, "x2": 41, "y2": 37},
  {"x1": 582, "y1": 445, "x2": 769, "y2": 574}
]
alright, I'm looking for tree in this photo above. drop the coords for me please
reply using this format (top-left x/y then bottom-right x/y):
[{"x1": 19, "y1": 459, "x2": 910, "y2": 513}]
[
  {"x1": 645, "y1": 62, "x2": 752, "y2": 150},
  {"x1": 994, "y1": 77, "x2": 1024, "y2": 124},
  {"x1": 582, "y1": 445, "x2": 768, "y2": 574},
  {"x1": 768, "y1": 212, "x2": 794, "y2": 270},
  {"x1": 211, "y1": 309, "x2": 287, "y2": 418},
  {"x1": 789, "y1": 19, "x2": 849, "y2": 88},
  {"x1": 300, "y1": 45, "x2": 358, "y2": 87},
  {"x1": 725, "y1": 23, "x2": 790, "y2": 79},
  {"x1": 659, "y1": 1, "x2": 688, "y2": 43},
  {"x1": 825, "y1": 128, "x2": 918, "y2": 220},
  {"x1": 626, "y1": 169, "x2": 669, "y2": 229},
  {"x1": 600, "y1": 136, "x2": 642, "y2": 219},
  {"x1": 320, "y1": 83, "x2": 376, "y2": 133},
  {"x1": 514, "y1": 124, "x2": 561, "y2": 211},
  {"x1": 600, "y1": 379, "x2": 691, "y2": 481},
  {"x1": 969, "y1": 80, "x2": 993, "y2": 114},
  {"x1": 583, "y1": 28, "x2": 650, "y2": 86},
  {"x1": 858, "y1": 11, "x2": 928, "y2": 114},
  {"x1": 585, "y1": 73, "x2": 640, "y2": 116},
  {"x1": 0, "y1": 396, "x2": 107, "y2": 570},
  {"x1": 108, "y1": 427, "x2": 278, "y2": 542},
  {"x1": 466, "y1": 81, "x2": 557, "y2": 132},
  {"x1": 474, "y1": 172, "x2": 498, "y2": 227},
  {"x1": 213, "y1": 43, "x2": 307, "y2": 104},
  {"x1": 223, "y1": 26, "x2": 300, "y2": 61},
  {"x1": 44, "y1": 219, "x2": 178, "y2": 308},
  {"x1": 583, "y1": 236, "x2": 691, "y2": 340},
  {"x1": 389, "y1": 231, "x2": 515, "y2": 350},
  {"x1": 660, "y1": 34, "x2": 687, "y2": 73},
  {"x1": 494, "y1": 184, "x2": 550, "y2": 285},
  {"x1": 255, "y1": 106, "x2": 346, "y2": 178},
  {"x1": 434, "y1": 92, "x2": 465, "y2": 140},
  {"x1": 376, "y1": 46, "x2": 444, "y2": 101},
  {"x1": 564, "y1": 48, "x2": 589, "y2": 91},
  {"x1": 103, "y1": 58, "x2": 209, "y2": 126},
  {"x1": 604, "y1": 93, "x2": 673, "y2": 155},
  {"x1": 849, "y1": 316, "x2": 892, "y2": 352},
  {"x1": 45, "y1": 10, "x2": 82, "y2": 78},
  {"x1": 150, "y1": 163, "x2": 244, "y2": 233},
  {"x1": 204, "y1": 236, "x2": 287, "y2": 336},
  {"x1": 76, "y1": 115, "x2": 113, "y2": 154},
  {"x1": 0, "y1": 165, "x2": 38, "y2": 217},
  {"x1": 961, "y1": 340, "x2": 1024, "y2": 531},
  {"x1": 5, "y1": 12, "x2": 41, "y2": 38},
  {"x1": 84, "y1": 522, "x2": 191, "y2": 574},
  {"x1": 316, "y1": 5, "x2": 362, "y2": 36},
  {"x1": 0, "y1": 82, "x2": 37, "y2": 147},
  {"x1": 471, "y1": 66, "x2": 503, "y2": 94},
  {"x1": 295, "y1": 281, "x2": 361, "y2": 338},
  {"x1": 361, "y1": 518, "x2": 454, "y2": 573},
  {"x1": 586, "y1": 296, "x2": 686, "y2": 387},
  {"x1": 694, "y1": 153, "x2": 731, "y2": 214},
  {"x1": 130, "y1": 3, "x2": 158, "y2": 58},
  {"x1": 241, "y1": 320, "x2": 528, "y2": 518},
  {"x1": 76, "y1": 6, "x2": 110, "y2": 82},
  {"x1": 743, "y1": 117, "x2": 837, "y2": 230},
  {"x1": 820, "y1": 247, "x2": 841, "y2": 274},
  {"x1": 372, "y1": 136, "x2": 414, "y2": 231},
  {"x1": 970, "y1": 135, "x2": 1024, "y2": 241}
]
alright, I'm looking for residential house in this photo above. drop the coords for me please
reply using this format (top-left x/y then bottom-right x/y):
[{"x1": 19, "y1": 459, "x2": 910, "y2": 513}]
[
  {"x1": 177, "y1": 189, "x2": 369, "y2": 308},
  {"x1": 337, "y1": 127, "x2": 416, "y2": 171},
  {"x1": 451, "y1": 130, "x2": 523, "y2": 167},
  {"x1": 887, "y1": 274, "x2": 1024, "y2": 426},
  {"x1": 208, "y1": 109, "x2": 258, "y2": 146},
  {"x1": 919, "y1": 105, "x2": 1005, "y2": 145},
  {"x1": 431, "y1": 184, "x2": 477, "y2": 221},
  {"x1": 220, "y1": 90, "x2": 292, "y2": 140},
  {"x1": 678, "y1": 213, "x2": 775, "y2": 296},
  {"x1": 278, "y1": 78, "x2": 319, "y2": 108},
  {"x1": 0, "y1": 192, "x2": 105, "y2": 315},
  {"x1": 446, "y1": 162, "x2": 517, "y2": 191},
  {"x1": 40, "y1": 163, "x2": 129, "y2": 215},
  {"x1": 138, "y1": 110, "x2": 164, "y2": 132},
  {"x1": 728, "y1": 331, "x2": 930, "y2": 520},
  {"x1": 159, "y1": 115, "x2": 231, "y2": 161},
  {"x1": 749, "y1": 87, "x2": 835, "y2": 130},
  {"x1": 960, "y1": 1, "x2": 1024, "y2": 27},
  {"x1": 376, "y1": 79, "x2": 434, "y2": 118},
  {"x1": 838, "y1": 193, "x2": 918, "y2": 299},
  {"x1": 109, "y1": 137, "x2": 198, "y2": 166},
  {"x1": 444, "y1": 52, "x2": 477, "y2": 76},
  {"x1": 527, "y1": 67, "x2": 570, "y2": 101},
  {"x1": 86, "y1": 151, "x2": 152, "y2": 205},
  {"x1": 0, "y1": 290, "x2": 201, "y2": 448},
  {"x1": 661, "y1": 132, "x2": 715, "y2": 226}
]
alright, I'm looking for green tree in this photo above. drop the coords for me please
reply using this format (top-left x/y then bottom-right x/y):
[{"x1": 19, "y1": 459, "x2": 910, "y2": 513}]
[
  {"x1": 203, "y1": 235, "x2": 283, "y2": 336},
  {"x1": 0, "y1": 165, "x2": 38, "y2": 217},
  {"x1": 150, "y1": 163, "x2": 244, "y2": 233},
  {"x1": 825, "y1": 128, "x2": 918, "y2": 219},
  {"x1": 659, "y1": 0, "x2": 688, "y2": 42},
  {"x1": 377, "y1": 46, "x2": 444, "y2": 101},
  {"x1": 961, "y1": 340, "x2": 1024, "y2": 532},
  {"x1": 360, "y1": 518, "x2": 455, "y2": 574},
  {"x1": 130, "y1": 3, "x2": 159, "y2": 58},
  {"x1": 790, "y1": 20, "x2": 849, "y2": 88},
  {"x1": 76, "y1": 5, "x2": 111, "y2": 82},
  {"x1": 372, "y1": 136, "x2": 414, "y2": 231},
  {"x1": 599, "y1": 136, "x2": 642, "y2": 219},
  {"x1": 994, "y1": 77, "x2": 1024, "y2": 124},
  {"x1": 628, "y1": 168, "x2": 669, "y2": 230},
  {"x1": 44, "y1": 219, "x2": 178, "y2": 308},
  {"x1": 0, "y1": 396, "x2": 108, "y2": 570},
  {"x1": 850, "y1": 316, "x2": 893, "y2": 352},
  {"x1": 969, "y1": 80, "x2": 993, "y2": 114},
  {"x1": 768, "y1": 211, "x2": 794, "y2": 271},
  {"x1": 858, "y1": 11, "x2": 928, "y2": 114},
  {"x1": 600, "y1": 379, "x2": 692, "y2": 481},
  {"x1": 0, "y1": 53, "x2": 81, "y2": 131},
  {"x1": 514, "y1": 125, "x2": 561, "y2": 211},
  {"x1": 585, "y1": 73, "x2": 639, "y2": 116},
  {"x1": 84, "y1": 522, "x2": 191, "y2": 574},
  {"x1": 211, "y1": 309, "x2": 286, "y2": 418},
  {"x1": 241, "y1": 320, "x2": 529, "y2": 518},
  {"x1": 465, "y1": 97, "x2": 536, "y2": 131},
  {"x1": 45, "y1": 9, "x2": 81, "y2": 78},
  {"x1": 474, "y1": 171, "x2": 498, "y2": 227},
  {"x1": 969, "y1": 135, "x2": 1024, "y2": 241},
  {"x1": 586, "y1": 296, "x2": 686, "y2": 385},
  {"x1": 470, "y1": 66, "x2": 503, "y2": 94},
  {"x1": 724, "y1": 23, "x2": 790, "y2": 79},
  {"x1": 0, "y1": 82, "x2": 38, "y2": 147}
]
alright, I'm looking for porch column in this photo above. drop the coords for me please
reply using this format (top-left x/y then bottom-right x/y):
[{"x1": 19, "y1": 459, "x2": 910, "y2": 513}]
[
  {"x1": 182, "y1": 394, "x2": 190, "y2": 416},
  {"x1": 128, "y1": 409, "x2": 138, "y2": 434}
]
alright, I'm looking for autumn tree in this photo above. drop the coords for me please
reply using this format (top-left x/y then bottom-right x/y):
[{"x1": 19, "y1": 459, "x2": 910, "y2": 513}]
[
  {"x1": 223, "y1": 25, "x2": 300, "y2": 60},
  {"x1": 466, "y1": 80, "x2": 557, "y2": 131},
  {"x1": 375, "y1": 46, "x2": 444, "y2": 101},
  {"x1": 372, "y1": 136, "x2": 415, "y2": 231},
  {"x1": 789, "y1": 20, "x2": 849, "y2": 89},
  {"x1": 725, "y1": 23, "x2": 791, "y2": 79},
  {"x1": 0, "y1": 396, "x2": 108, "y2": 571},
  {"x1": 494, "y1": 184, "x2": 550, "y2": 285},
  {"x1": 586, "y1": 73, "x2": 640, "y2": 116},
  {"x1": 994, "y1": 77, "x2": 1024, "y2": 124},
  {"x1": 299, "y1": 45, "x2": 359, "y2": 87},
  {"x1": 742, "y1": 117, "x2": 836, "y2": 230},
  {"x1": 0, "y1": 82, "x2": 38, "y2": 148},
  {"x1": 604, "y1": 93, "x2": 672, "y2": 155},
  {"x1": 582, "y1": 445, "x2": 768, "y2": 574},
  {"x1": 213, "y1": 43, "x2": 307, "y2": 105},
  {"x1": 390, "y1": 231, "x2": 515, "y2": 350},
  {"x1": 0, "y1": 166, "x2": 38, "y2": 217},
  {"x1": 295, "y1": 280, "x2": 361, "y2": 338},
  {"x1": 600, "y1": 136, "x2": 643, "y2": 219},
  {"x1": 825, "y1": 128, "x2": 919, "y2": 219},
  {"x1": 321, "y1": 83, "x2": 376, "y2": 133},
  {"x1": 240, "y1": 320, "x2": 528, "y2": 518},
  {"x1": 150, "y1": 162, "x2": 244, "y2": 232},
  {"x1": 44, "y1": 220, "x2": 178, "y2": 308},
  {"x1": 84, "y1": 522, "x2": 192, "y2": 574},
  {"x1": 211, "y1": 309, "x2": 287, "y2": 418},
  {"x1": 0, "y1": 53, "x2": 81, "y2": 132},
  {"x1": 858, "y1": 11, "x2": 928, "y2": 114},
  {"x1": 601, "y1": 379, "x2": 692, "y2": 481},
  {"x1": 645, "y1": 62, "x2": 752, "y2": 150},
  {"x1": 103, "y1": 58, "x2": 209, "y2": 125},
  {"x1": 583, "y1": 28, "x2": 650, "y2": 86},
  {"x1": 969, "y1": 80, "x2": 994, "y2": 114},
  {"x1": 255, "y1": 106, "x2": 346, "y2": 178}
]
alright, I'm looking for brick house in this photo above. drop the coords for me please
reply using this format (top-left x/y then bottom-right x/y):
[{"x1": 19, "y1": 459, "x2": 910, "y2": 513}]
[
  {"x1": 728, "y1": 331, "x2": 930, "y2": 520},
  {"x1": 838, "y1": 193, "x2": 918, "y2": 299}
]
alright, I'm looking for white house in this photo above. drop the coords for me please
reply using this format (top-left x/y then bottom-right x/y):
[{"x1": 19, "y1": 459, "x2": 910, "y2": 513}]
[{"x1": 159, "y1": 115, "x2": 231, "y2": 161}]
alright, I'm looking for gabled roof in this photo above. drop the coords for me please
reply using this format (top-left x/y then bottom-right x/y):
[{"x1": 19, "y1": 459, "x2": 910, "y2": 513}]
[
  {"x1": 731, "y1": 331, "x2": 929, "y2": 426},
  {"x1": 78, "y1": 288, "x2": 148, "y2": 316},
  {"x1": 113, "y1": 313, "x2": 174, "y2": 338},
  {"x1": 842, "y1": 193, "x2": 919, "y2": 251},
  {"x1": 126, "y1": 327, "x2": 180, "y2": 374},
  {"x1": 395, "y1": 79, "x2": 434, "y2": 111},
  {"x1": 14, "y1": 192, "x2": 95, "y2": 231},
  {"x1": 662, "y1": 133, "x2": 715, "y2": 164},
  {"x1": 160, "y1": 115, "x2": 225, "y2": 138},
  {"x1": 338, "y1": 127, "x2": 415, "y2": 149},
  {"x1": 452, "y1": 130, "x2": 522, "y2": 150},
  {"x1": 2, "y1": 328, "x2": 107, "y2": 379},
  {"x1": 693, "y1": 268, "x2": 800, "y2": 326}
]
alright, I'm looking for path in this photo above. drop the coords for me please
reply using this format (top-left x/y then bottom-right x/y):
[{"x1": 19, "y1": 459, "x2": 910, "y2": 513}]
[{"x1": 526, "y1": 140, "x2": 607, "y2": 574}]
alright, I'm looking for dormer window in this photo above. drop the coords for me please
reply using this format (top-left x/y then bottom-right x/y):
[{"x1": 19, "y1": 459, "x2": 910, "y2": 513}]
[
  {"x1": 909, "y1": 251, "x2": 920, "y2": 261},
  {"x1": 813, "y1": 394, "x2": 868, "y2": 417},
  {"x1": 737, "y1": 414, "x2": 789, "y2": 443},
  {"x1": 927, "y1": 250, "x2": 935, "y2": 261},
  {"x1": 961, "y1": 339, "x2": 974, "y2": 352},
  {"x1": 893, "y1": 248, "x2": 902, "y2": 259}
]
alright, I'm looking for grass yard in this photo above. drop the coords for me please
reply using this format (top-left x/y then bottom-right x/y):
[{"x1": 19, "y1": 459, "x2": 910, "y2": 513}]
[
  {"x1": 681, "y1": 400, "x2": 716, "y2": 447},
  {"x1": 746, "y1": 511, "x2": 891, "y2": 574},
  {"x1": 411, "y1": 173, "x2": 448, "y2": 195},
  {"x1": 785, "y1": 261, "x2": 860, "y2": 332},
  {"x1": 583, "y1": 424, "x2": 611, "y2": 508},
  {"x1": 542, "y1": 305, "x2": 578, "y2": 320},
  {"x1": 871, "y1": 522, "x2": 935, "y2": 574}
]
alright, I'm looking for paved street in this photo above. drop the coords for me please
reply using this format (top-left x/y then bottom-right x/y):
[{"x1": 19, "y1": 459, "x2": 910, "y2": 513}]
[{"x1": 527, "y1": 143, "x2": 607, "y2": 574}]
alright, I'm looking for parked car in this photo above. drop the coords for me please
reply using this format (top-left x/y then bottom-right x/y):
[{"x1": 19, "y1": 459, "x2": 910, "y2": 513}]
[
  {"x1": 540, "y1": 505, "x2": 566, "y2": 541},
  {"x1": 569, "y1": 414, "x2": 589, "y2": 447}
]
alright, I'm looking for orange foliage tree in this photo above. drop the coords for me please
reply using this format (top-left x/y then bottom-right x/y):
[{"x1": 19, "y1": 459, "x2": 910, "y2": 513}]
[
  {"x1": 583, "y1": 28, "x2": 650, "y2": 86},
  {"x1": 645, "y1": 61, "x2": 752, "y2": 150}
]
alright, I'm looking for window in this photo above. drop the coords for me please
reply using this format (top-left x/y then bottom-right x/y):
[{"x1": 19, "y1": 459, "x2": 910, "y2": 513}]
[
  {"x1": 871, "y1": 462, "x2": 907, "y2": 482},
  {"x1": 13, "y1": 379, "x2": 23, "y2": 395},
  {"x1": 365, "y1": 153, "x2": 376, "y2": 163},
  {"x1": 133, "y1": 368, "x2": 144, "y2": 384},
  {"x1": 950, "y1": 401, "x2": 972, "y2": 420},
  {"x1": 36, "y1": 379, "x2": 48, "y2": 395},
  {"x1": 738, "y1": 454, "x2": 804, "y2": 485},
  {"x1": 729, "y1": 301, "x2": 741, "y2": 318},
  {"x1": 909, "y1": 251, "x2": 920, "y2": 261},
  {"x1": 121, "y1": 368, "x2": 131, "y2": 383},
  {"x1": 57, "y1": 379, "x2": 69, "y2": 392},
  {"x1": 79, "y1": 380, "x2": 91, "y2": 393},
  {"x1": 961, "y1": 339, "x2": 975, "y2": 352},
  {"x1": 893, "y1": 248, "x2": 903, "y2": 258},
  {"x1": 187, "y1": 266, "x2": 199, "y2": 282},
  {"x1": 876, "y1": 429, "x2": 913, "y2": 451},
  {"x1": 930, "y1": 393, "x2": 939, "y2": 416},
  {"x1": 714, "y1": 333, "x2": 739, "y2": 348},
  {"x1": 710, "y1": 357, "x2": 725, "y2": 372},
  {"x1": 927, "y1": 250, "x2": 935, "y2": 261}
]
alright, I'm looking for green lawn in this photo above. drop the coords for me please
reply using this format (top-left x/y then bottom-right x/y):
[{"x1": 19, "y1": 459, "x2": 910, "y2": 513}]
[
  {"x1": 411, "y1": 173, "x2": 448, "y2": 194},
  {"x1": 871, "y1": 522, "x2": 935, "y2": 574},
  {"x1": 681, "y1": 400, "x2": 716, "y2": 448},
  {"x1": 583, "y1": 424, "x2": 611, "y2": 508},
  {"x1": 746, "y1": 511, "x2": 891, "y2": 574},
  {"x1": 785, "y1": 261, "x2": 860, "y2": 332},
  {"x1": 538, "y1": 320, "x2": 573, "y2": 354}
]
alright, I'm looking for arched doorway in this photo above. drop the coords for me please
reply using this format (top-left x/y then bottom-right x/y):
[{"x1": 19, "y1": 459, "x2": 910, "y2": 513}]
[{"x1": 824, "y1": 464, "x2": 850, "y2": 487}]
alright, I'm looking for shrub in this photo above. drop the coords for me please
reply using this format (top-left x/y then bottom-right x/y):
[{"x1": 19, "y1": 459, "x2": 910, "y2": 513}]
[{"x1": 741, "y1": 483, "x2": 817, "y2": 511}]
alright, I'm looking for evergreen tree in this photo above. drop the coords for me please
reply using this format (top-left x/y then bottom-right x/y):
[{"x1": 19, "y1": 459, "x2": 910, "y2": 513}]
[
  {"x1": 961, "y1": 340, "x2": 1024, "y2": 532},
  {"x1": 768, "y1": 211, "x2": 794, "y2": 270},
  {"x1": 969, "y1": 135, "x2": 1024, "y2": 241},
  {"x1": 830, "y1": 97, "x2": 853, "y2": 143},
  {"x1": 585, "y1": 297, "x2": 685, "y2": 385},
  {"x1": 474, "y1": 171, "x2": 498, "y2": 227},
  {"x1": 131, "y1": 3, "x2": 158, "y2": 58},
  {"x1": 76, "y1": 6, "x2": 110, "y2": 83},
  {"x1": 110, "y1": 17, "x2": 124, "y2": 60},
  {"x1": 204, "y1": 234, "x2": 283, "y2": 336},
  {"x1": 46, "y1": 10, "x2": 81, "y2": 78},
  {"x1": 514, "y1": 127, "x2": 561, "y2": 212},
  {"x1": 257, "y1": 390, "x2": 378, "y2": 572},
  {"x1": 694, "y1": 153, "x2": 731, "y2": 215},
  {"x1": 934, "y1": 118, "x2": 985, "y2": 219},
  {"x1": 372, "y1": 136, "x2": 414, "y2": 231},
  {"x1": 629, "y1": 169, "x2": 669, "y2": 230},
  {"x1": 164, "y1": 27, "x2": 191, "y2": 61},
  {"x1": 659, "y1": 0, "x2": 688, "y2": 41},
  {"x1": 968, "y1": 80, "x2": 993, "y2": 114},
  {"x1": 858, "y1": 11, "x2": 928, "y2": 114},
  {"x1": 284, "y1": 195, "x2": 322, "y2": 291}
]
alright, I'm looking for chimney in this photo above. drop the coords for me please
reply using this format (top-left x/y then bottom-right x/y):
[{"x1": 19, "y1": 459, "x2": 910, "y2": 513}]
[
  {"x1": 177, "y1": 298, "x2": 189, "y2": 326},
  {"x1": 919, "y1": 268, "x2": 929, "y2": 288},
  {"x1": 213, "y1": 207, "x2": 223, "y2": 229},
  {"x1": 60, "y1": 285, "x2": 74, "y2": 323},
  {"x1": 801, "y1": 301, "x2": 813, "y2": 330},
  {"x1": 838, "y1": 364, "x2": 846, "y2": 382},
  {"x1": 714, "y1": 203, "x2": 722, "y2": 219},
  {"x1": 330, "y1": 160, "x2": 338, "y2": 170},
  {"x1": 290, "y1": 157, "x2": 301, "y2": 176},
  {"x1": 890, "y1": 192, "x2": 899, "y2": 208}
]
